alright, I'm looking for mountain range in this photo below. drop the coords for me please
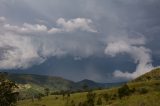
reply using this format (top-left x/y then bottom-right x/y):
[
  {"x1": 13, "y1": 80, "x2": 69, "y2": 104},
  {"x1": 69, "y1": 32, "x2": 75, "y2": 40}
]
[{"x1": 0, "y1": 72, "x2": 125, "y2": 96}]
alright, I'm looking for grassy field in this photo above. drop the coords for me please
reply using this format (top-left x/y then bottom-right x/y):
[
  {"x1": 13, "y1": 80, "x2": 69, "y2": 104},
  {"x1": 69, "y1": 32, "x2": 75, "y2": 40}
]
[
  {"x1": 17, "y1": 80, "x2": 160, "y2": 106},
  {"x1": 17, "y1": 90, "x2": 160, "y2": 106},
  {"x1": 17, "y1": 92, "x2": 87, "y2": 106},
  {"x1": 17, "y1": 68, "x2": 160, "y2": 106},
  {"x1": 113, "y1": 91, "x2": 160, "y2": 106}
]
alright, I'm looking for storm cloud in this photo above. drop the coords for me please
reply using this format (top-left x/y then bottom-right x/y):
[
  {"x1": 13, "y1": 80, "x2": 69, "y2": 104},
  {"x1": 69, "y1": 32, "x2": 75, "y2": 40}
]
[
  {"x1": 0, "y1": 16, "x2": 98, "y2": 69},
  {"x1": 105, "y1": 36, "x2": 153, "y2": 79}
]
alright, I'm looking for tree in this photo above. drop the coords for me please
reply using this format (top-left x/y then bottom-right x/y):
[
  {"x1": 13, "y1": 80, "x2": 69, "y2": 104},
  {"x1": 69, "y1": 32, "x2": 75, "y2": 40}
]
[
  {"x1": 96, "y1": 97, "x2": 102, "y2": 105},
  {"x1": 65, "y1": 100, "x2": 76, "y2": 106},
  {"x1": 70, "y1": 100, "x2": 75, "y2": 106},
  {"x1": 0, "y1": 72, "x2": 19, "y2": 106},
  {"x1": 103, "y1": 93, "x2": 110, "y2": 102},
  {"x1": 82, "y1": 84, "x2": 88, "y2": 91},
  {"x1": 86, "y1": 91, "x2": 96, "y2": 106},
  {"x1": 44, "y1": 88, "x2": 50, "y2": 96},
  {"x1": 118, "y1": 84, "x2": 131, "y2": 99},
  {"x1": 36, "y1": 93, "x2": 42, "y2": 101},
  {"x1": 138, "y1": 88, "x2": 148, "y2": 94},
  {"x1": 67, "y1": 92, "x2": 70, "y2": 98}
]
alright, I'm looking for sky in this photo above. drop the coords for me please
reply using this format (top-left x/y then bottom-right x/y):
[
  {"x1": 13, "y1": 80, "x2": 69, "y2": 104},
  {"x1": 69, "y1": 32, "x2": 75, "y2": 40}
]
[{"x1": 0, "y1": 0, "x2": 160, "y2": 82}]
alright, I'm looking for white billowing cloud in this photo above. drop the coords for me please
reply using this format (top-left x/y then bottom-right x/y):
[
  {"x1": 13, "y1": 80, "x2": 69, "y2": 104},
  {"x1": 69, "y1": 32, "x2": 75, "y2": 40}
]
[
  {"x1": 105, "y1": 36, "x2": 154, "y2": 79},
  {"x1": 23, "y1": 23, "x2": 48, "y2": 32},
  {"x1": 3, "y1": 23, "x2": 48, "y2": 34},
  {"x1": 48, "y1": 18, "x2": 97, "y2": 34},
  {"x1": 2, "y1": 17, "x2": 96, "y2": 34},
  {"x1": 0, "y1": 34, "x2": 44, "y2": 69},
  {"x1": 48, "y1": 27, "x2": 61, "y2": 34},
  {"x1": 0, "y1": 16, "x2": 98, "y2": 69},
  {"x1": 56, "y1": 18, "x2": 97, "y2": 33}
]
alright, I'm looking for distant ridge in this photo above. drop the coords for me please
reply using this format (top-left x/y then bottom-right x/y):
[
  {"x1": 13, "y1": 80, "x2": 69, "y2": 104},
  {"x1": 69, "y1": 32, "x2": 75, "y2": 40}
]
[{"x1": 0, "y1": 72, "x2": 124, "y2": 91}]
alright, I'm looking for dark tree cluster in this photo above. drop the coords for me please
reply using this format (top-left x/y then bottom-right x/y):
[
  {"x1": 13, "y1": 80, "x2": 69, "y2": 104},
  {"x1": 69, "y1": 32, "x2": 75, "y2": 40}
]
[
  {"x1": 118, "y1": 84, "x2": 135, "y2": 99},
  {"x1": 78, "y1": 91, "x2": 96, "y2": 106},
  {"x1": 0, "y1": 72, "x2": 19, "y2": 106}
]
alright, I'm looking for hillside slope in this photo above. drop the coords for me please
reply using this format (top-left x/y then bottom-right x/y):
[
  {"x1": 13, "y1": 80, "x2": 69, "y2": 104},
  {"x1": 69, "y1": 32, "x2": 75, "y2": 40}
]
[
  {"x1": 17, "y1": 68, "x2": 160, "y2": 106},
  {"x1": 133, "y1": 68, "x2": 160, "y2": 82},
  {"x1": 0, "y1": 72, "x2": 123, "y2": 92},
  {"x1": 7, "y1": 73, "x2": 74, "y2": 91}
]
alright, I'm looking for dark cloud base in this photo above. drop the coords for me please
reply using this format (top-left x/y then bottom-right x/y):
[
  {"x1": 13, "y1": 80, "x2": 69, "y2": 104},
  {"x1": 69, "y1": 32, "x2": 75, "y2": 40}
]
[{"x1": 0, "y1": 56, "x2": 138, "y2": 82}]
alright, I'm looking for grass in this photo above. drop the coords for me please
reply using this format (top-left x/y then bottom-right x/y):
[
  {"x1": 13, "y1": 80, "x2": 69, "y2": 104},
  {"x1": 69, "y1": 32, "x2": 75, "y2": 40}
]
[
  {"x1": 17, "y1": 68, "x2": 160, "y2": 106},
  {"x1": 113, "y1": 91, "x2": 160, "y2": 106},
  {"x1": 17, "y1": 92, "x2": 87, "y2": 106},
  {"x1": 17, "y1": 91, "x2": 160, "y2": 106},
  {"x1": 17, "y1": 80, "x2": 160, "y2": 106}
]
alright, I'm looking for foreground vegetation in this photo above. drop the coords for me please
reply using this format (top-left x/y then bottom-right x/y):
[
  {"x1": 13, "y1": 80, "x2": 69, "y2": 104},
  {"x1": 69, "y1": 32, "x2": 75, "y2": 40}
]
[
  {"x1": 0, "y1": 72, "x2": 19, "y2": 106},
  {"x1": 17, "y1": 68, "x2": 160, "y2": 106},
  {"x1": 1, "y1": 68, "x2": 160, "y2": 106},
  {"x1": 18, "y1": 85, "x2": 160, "y2": 106},
  {"x1": 17, "y1": 79, "x2": 160, "y2": 106}
]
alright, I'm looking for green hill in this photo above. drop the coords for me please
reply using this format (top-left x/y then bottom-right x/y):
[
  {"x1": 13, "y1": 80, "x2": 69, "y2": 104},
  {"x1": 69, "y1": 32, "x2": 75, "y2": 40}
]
[
  {"x1": 2, "y1": 73, "x2": 75, "y2": 99},
  {"x1": 0, "y1": 72, "x2": 124, "y2": 100},
  {"x1": 0, "y1": 73, "x2": 123, "y2": 91},
  {"x1": 133, "y1": 68, "x2": 160, "y2": 82},
  {"x1": 17, "y1": 68, "x2": 160, "y2": 106},
  {"x1": 7, "y1": 73, "x2": 74, "y2": 91}
]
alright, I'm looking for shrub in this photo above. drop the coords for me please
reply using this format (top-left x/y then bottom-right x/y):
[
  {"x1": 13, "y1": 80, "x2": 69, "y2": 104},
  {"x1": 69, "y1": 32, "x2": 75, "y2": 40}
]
[
  {"x1": 111, "y1": 94, "x2": 117, "y2": 100},
  {"x1": 81, "y1": 91, "x2": 96, "y2": 106},
  {"x1": 78, "y1": 102, "x2": 82, "y2": 106},
  {"x1": 0, "y1": 73, "x2": 19, "y2": 106},
  {"x1": 44, "y1": 88, "x2": 50, "y2": 96},
  {"x1": 96, "y1": 97, "x2": 102, "y2": 105},
  {"x1": 70, "y1": 100, "x2": 75, "y2": 106},
  {"x1": 130, "y1": 87, "x2": 136, "y2": 93},
  {"x1": 138, "y1": 88, "x2": 148, "y2": 94},
  {"x1": 86, "y1": 91, "x2": 96, "y2": 106},
  {"x1": 103, "y1": 93, "x2": 110, "y2": 102},
  {"x1": 35, "y1": 93, "x2": 43, "y2": 101},
  {"x1": 118, "y1": 84, "x2": 131, "y2": 99}
]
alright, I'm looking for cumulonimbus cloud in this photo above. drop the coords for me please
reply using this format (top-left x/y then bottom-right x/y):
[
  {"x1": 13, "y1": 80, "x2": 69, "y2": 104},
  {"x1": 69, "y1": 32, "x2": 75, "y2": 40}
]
[
  {"x1": 0, "y1": 16, "x2": 98, "y2": 69},
  {"x1": 105, "y1": 36, "x2": 154, "y2": 79},
  {"x1": 0, "y1": 34, "x2": 45, "y2": 69}
]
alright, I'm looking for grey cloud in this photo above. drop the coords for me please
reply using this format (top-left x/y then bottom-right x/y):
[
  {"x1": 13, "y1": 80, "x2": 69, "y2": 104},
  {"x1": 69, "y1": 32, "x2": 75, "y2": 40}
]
[
  {"x1": 0, "y1": 16, "x2": 99, "y2": 69},
  {"x1": 49, "y1": 18, "x2": 97, "y2": 33},
  {"x1": 2, "y1": 17, "x2": 96, "y2": 34},
  {"x1": 105, "y1": 36, "x2": 153, "y2": 79},
  {"x1": 0, "y1": 34, "x2": 44, "y2": 69}
]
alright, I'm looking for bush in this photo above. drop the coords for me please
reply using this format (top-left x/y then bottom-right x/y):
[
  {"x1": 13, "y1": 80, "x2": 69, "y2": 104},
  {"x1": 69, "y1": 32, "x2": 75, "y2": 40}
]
[
  {"x1": 44, "y1": 88, "x2": 50, "y2": 96},
  {"x1": 70, "y1": 100, "x2": 75, "y2": 106},
  {"x1": 35, "y1": 93, "x2": 43, "y2": 101},
  {"x1": 81, "y1": 91, "x2": 96, "y2": 106},
  {"x1": 138, "y1": 88, "x2": 148, "y2": 94},
  {"x1": 103, "y1": 93, "x2": 110, "y2": 102},
  {"x1": 78, "y1": 102, "x2": 82, "y2": 106},
  {"x1": 111, "y1": 94, "x2": 117, "y2": 100},
  {"x1": 118, "y1": 84, "x2": 131, "y2": 99},
  {"x1": 96, "y1": 97, "x2": 102, "y2": 105},
  {"x1": 0, "y1": 73, "x2": 19, "y2": 106}
]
